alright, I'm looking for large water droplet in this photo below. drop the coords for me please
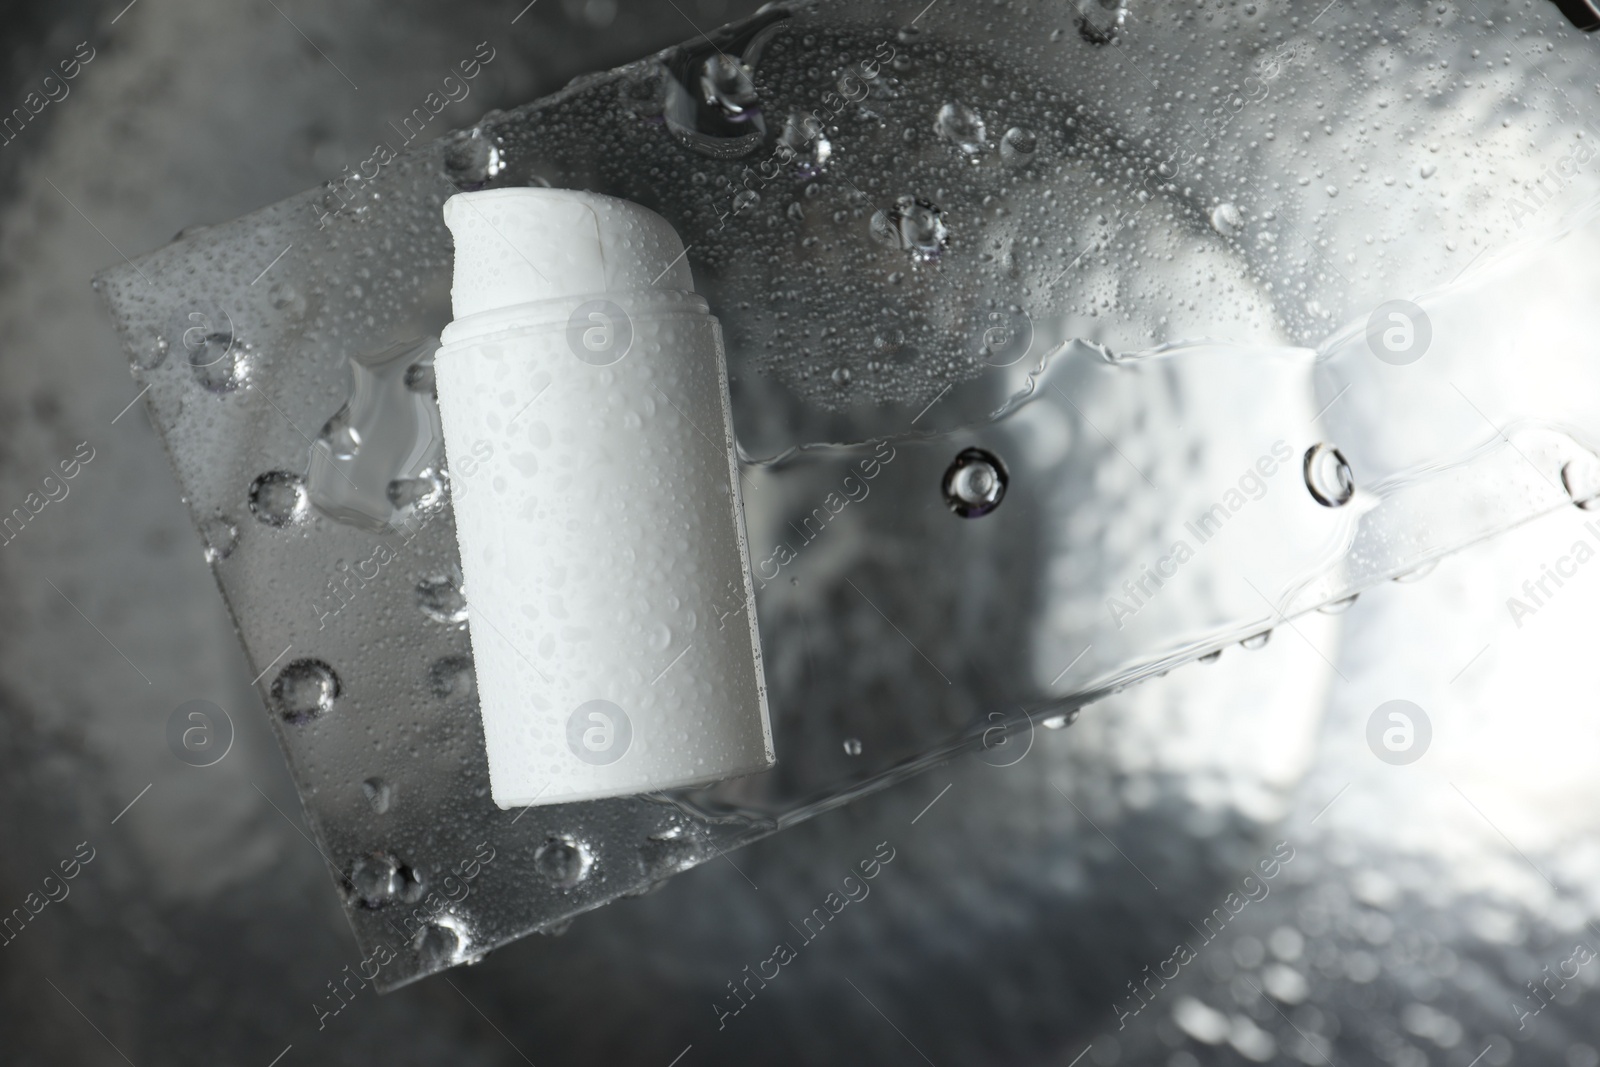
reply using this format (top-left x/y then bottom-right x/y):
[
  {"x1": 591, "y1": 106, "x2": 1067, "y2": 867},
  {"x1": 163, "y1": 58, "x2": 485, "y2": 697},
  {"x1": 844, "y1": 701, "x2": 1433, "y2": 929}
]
[
  {"x1": 663, "y1": 51, "x2": 765, "y2": 159},
  {"x1": 199, "y1": 515, "x2": 239, "y2": 562},
  {"x1": 307, "y1": 337, "x2": 443, "y2": 532},
  {"x1": 347, "y1": 852, "x2": 419, "y2": 908},
  {"x1": 1210, "y1": 202, "x2": 1245, "y2": 236},
  {"x1": 778, "y1": 111, "x2": 832, "y2": 177},
  {"x1": 1561, "y1": 457, "x2": 1600, "y2": 510},
  {"x1": 443, "y1": 129, "x2": 504, "y2": 190},
  {"x1": 870, "y1": 196, "x2": 949, "y2": 260},
  {"x1": 248, "y1": 471, "x2": 309, "y2": 527},
  {"x1": 1076, "y1": 0, "x2": 1127, "y2": 43},
  {"x1": 1000, "y1": 126, "x2": 1038, "y2": 167},
  {"x1": 1240, "y1": 631, "x2": 1272, "y2": 650},
  {"x1": 428, "y1": 655, "x2": 476, "y2": 701},
  {"x1": 417, "y1": 571, "x2": 468, "y2": 625},
  {"x1": 534, "y1": 836, "x2": 593, "y2": 889},
  {"x1": 362, "y1": 777, "x2": 393, "y2": 814},
  {"x1": 186, "y1": 331, "x2": 247, "y2": 393},
  {"x1": 943, "y1": 448, "x2": 1009, "y2": 518},
  {"x1": 934, "y1": 101, "x2": 986, "y2": 156},
  {"x1": 272, "y1": 658, "x2": 340, "y2": 723},
  {"x1": 1303, "y1": 443, "x2": 1355, "y2": 507},
  {"x1": 1318, "y1": 594, "x2": 1359, "y2": 614},
  {"x1": 414, "y1": 919, "x2": 467, "y2": 968}
]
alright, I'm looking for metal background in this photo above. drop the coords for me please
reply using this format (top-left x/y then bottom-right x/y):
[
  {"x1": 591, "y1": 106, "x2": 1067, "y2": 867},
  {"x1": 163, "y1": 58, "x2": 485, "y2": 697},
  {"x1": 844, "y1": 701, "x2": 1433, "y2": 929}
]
[{"x1": 3, "y1": 1, "x2": 1600, "y2": 1065}]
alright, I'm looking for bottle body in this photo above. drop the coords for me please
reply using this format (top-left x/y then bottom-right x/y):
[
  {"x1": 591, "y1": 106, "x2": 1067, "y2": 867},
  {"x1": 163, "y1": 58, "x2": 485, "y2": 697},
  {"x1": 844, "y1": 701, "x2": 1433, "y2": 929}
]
[{"x1": 436, "y1": 189, "x2": 772, "y2": 809}]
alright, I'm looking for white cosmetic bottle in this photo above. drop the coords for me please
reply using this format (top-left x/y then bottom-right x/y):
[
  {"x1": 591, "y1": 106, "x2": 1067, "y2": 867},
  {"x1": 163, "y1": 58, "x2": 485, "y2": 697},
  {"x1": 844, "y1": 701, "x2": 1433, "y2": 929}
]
[{"x1": 435, "y1": 188, "x2": 773, "y2": 809}]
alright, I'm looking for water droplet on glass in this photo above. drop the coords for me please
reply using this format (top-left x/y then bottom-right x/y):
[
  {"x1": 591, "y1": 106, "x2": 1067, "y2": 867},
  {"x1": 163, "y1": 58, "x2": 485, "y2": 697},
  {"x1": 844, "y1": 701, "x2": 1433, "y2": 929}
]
[
  {"x1": 428, "y1": 655, "x2": 476, "y2": 701},
  {"x1": 870, "y1": 196, "x2": 949, "y2": 261},
  {"x1": 1042, "y1": 709, "x2": 1080, "y2": 730},
  {"x1": 700, "y1": 54, "x2": 757, "y2": 117},
  {"x1": 1210, "y1": 202, "x2": 1244, "y2": 236},
  {"x1": 272, "y1": 658, "x2": 340, "y2": 724},
  {"x1": 322, "y1": 409, "x2": 362, "y2": 460},
  {"x1": 348, "y1": 852, "x2": 409, "y2": 908},
  {"x1": 779, "y1": 111, "x2": 831, "y2": 177},
  {"x1": 1303, "y1": 443, "x2": 1355, "y2": 507},
  {"x1": 934, "y1": 101, "x2": 986, "y2": 156},
  {"x1": 1392, "y1": 560, "x2": 1438, "y2": 583},
  {"x1": 387, "y1": 471, "x2": 445, "y2": 512},
  {"x1": 1076, "y1": 0, "x2": 1126, "y2": 43},
  {"x1": 1240, "y1": 631, "x2": 1272, "y2": 650},
  {"x1": 417, "y1": 571, "x2": 468, "y2": 624},
  {"x1": 414, "y1": 919, "x2": 465, "y2": 969},
  {"x1": 1561, "y1": 457, "x2": 1600, "y2": 510},
  {"x1": 308, "y1": 337, "x2": 443, "y2": 532},
  {"x1": 1319, "y1": 594, "x2": 1359, "y2": 614},
  {"x1": 404, "y1": 360, "x2": 436, "y2": 398},
  {"x1": 1420, "y1": 163, "x2": 1437, "y2": 179},
  {"x1": 534, "y1": 836, "x2": 593, "y2": 889},
  {"x1": 199, "y1": 515, "x2": 239, "y2": 562},
  {"x1": 362, "y1": 776, "x2": 393, "y2": 814},
  {"x1": 842, "y1": 738, "x2": 863, "y2": 756},
  {"x1": 443, "y1": 129, "x2": 505, "y2": 190},
  {"x1": 131, "y1": 327, "x2": 169, "y2": 372},
  {"x1": 1199, "y1": 649, "x2": 1223, "y2": 664},
  {"x1": 943, "y1": 448, "x2": 1009, "y2": 518},
  {"x1": 186, "y1": 330, "x2": 247, "y2": 393},
  {"x1": 248, "y1": 471, "x2": 309, "y2": 527},
  {"x1": 1000, "y1": 126, "x2": 1038, "y2": 167},
  {"x1": 831, "y1": 366, "x2": 852, "y2": 387}
]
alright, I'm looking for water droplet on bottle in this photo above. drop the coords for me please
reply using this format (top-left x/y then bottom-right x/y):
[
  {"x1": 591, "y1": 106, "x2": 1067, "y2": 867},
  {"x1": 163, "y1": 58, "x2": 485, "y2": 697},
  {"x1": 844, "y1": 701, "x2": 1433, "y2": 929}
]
[
  {"x1": 1210, "y1": 202, "x2": 1244, "y2": 236},
  {"x1": 248, "y1": 471, "x2": 309, "y2": 527},
  {"x1": 831, "y1": 366, "x2": 852, "y2": 387},
  {"x1": 842, "y1": 738, "x2": 863, "y2": 756},
  {"x1": 362, "y1": 777, "x2": 392, "y2": 814},
  {"x1": 1319, "y1": 594, "x2": 1359, "y2": 614},
  {"x1": 534, "y1": 836, "x2": 593, "y2": 889},
  {"x1": 1042, "y1": 709, "x2": 1080, "y2": 730},
  {"x1": 1561, "y1": 457, "x2": 1600, "y2": 510},
  {"x1": 272, "y1": 658, "x2": 340, "y2": 723},
  {"x1": 934, "y1": 101, "x2": 986, "y2": 156},
  {"x1": 417, "y1": 571, "x2": 468, "y2": 625},
  {"x1": 1420, "y1": 163, "x2": 1437, "y2": 179},
  {"x1": 428, "y1": 655, "x2": 477, "y2": 701},
  {"x1": 199, "y1": 515, "x2": 238, "y2": 562},
  {"x1": 942, "y1": 448, "x2": 1009, "y2": 518},
  {"x1": 1000, "y1": 126, "x2": 1038, "y2": 167},
  {"x1": 1240, "y1": 631, "x2": 1272, "y2": 650},
  {"x1": 870, "y1": 196, "x2": 949, "y2": 260},
  {"x1": 1303, "y1": 443, "x2": 1355, "y2": 507}
]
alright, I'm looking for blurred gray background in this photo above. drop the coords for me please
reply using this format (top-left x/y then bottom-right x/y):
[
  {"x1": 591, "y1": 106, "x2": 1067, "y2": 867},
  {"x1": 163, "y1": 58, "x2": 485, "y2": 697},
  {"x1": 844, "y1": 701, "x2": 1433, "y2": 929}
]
[{"x1": 3, "y1": 2, "x2": 1600, "y2": 1065}]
